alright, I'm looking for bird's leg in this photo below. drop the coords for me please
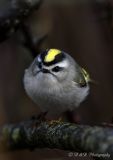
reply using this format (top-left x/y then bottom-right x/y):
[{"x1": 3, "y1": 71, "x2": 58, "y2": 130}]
[
  {"x1": 37, "y1": 111, "x2": 48, "y2": 121},
  {"x1": 31, "y1": 111, "x2": 47, "y2": 122},
  {"x1": 66, "y1": 111, "x2": 81, "y2": 124}
]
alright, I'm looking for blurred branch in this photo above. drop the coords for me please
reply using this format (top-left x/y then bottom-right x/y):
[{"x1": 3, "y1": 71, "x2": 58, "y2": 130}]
[
  {"x1": 0, "y1": 119, "x2": 113, "y2": 158},
  {"x1": 0, "y1": 0, "x2": 43, "y2": 42},
  {"x1": 94, "y1": 0, "x2": 113, "y2": 23},
  {"x1": 21, "y1": 23, "x2": 47, "y2": 57}
]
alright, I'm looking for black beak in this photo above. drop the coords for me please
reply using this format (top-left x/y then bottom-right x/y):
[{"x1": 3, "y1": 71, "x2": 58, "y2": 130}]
[{"x1": 42, "y1": 68, "x2": 50, "y2": 73}]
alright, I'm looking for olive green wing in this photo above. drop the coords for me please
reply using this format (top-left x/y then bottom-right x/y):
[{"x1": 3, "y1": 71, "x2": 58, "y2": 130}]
[{"x1": 73, "y1": 64, "x2": 90, "y2": 87}]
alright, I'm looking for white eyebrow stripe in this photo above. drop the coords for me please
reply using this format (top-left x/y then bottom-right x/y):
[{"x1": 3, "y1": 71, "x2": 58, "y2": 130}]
[
  {"x1": 55, "y1": 60, "x2": 69, "y2": 67},
  {"x1": 43, "y1": 60, "x2": 69, "y2": 70}
]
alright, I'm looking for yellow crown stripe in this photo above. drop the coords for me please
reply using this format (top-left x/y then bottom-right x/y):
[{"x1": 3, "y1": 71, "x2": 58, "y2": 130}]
[{"x1": 44, "y1": 49, "x2": 61, "y2": 62}]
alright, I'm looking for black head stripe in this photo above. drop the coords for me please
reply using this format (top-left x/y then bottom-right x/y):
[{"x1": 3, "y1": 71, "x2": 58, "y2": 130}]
[
  {"x1": 40, "y1": 49, "x2": 49, "y2": 61},
  {"x1": 42, "y1": 51, "x2": 66, "y2": 66}
]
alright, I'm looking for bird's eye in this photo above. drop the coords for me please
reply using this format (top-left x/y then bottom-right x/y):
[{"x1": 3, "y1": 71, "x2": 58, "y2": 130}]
[
  {"x1": 38, "y1": 62, "x2": 42, "y2": 69},
  {"x1": 52, "y1": 66, "x2": 63, "y2": 72}
]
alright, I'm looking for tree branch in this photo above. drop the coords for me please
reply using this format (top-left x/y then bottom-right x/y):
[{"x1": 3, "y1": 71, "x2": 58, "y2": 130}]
[
  {"x1": 0, "y1": 0, "x2": 43, "y2": 42},
  {"x1": 0, "y1": 119, "x2": 113, "y2": 158}
]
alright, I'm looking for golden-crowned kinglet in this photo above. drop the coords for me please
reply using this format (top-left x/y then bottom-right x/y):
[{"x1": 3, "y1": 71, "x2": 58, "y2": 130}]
[{"x1": 24, "y1": 49, "x2": 91, "y2": 118}]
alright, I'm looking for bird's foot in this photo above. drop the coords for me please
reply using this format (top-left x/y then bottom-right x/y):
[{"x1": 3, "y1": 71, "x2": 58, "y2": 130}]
[{"x1": 49, "y1": 117, "x2": 63, "y2": 125}]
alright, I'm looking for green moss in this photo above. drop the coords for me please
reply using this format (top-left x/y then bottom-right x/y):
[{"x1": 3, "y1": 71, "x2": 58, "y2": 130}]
[
  {"x1": 12, "y1": 128, "x2": 20, "y2": 142},
  {"x1": 2, "y1": 126, "x2": 12, "y2": 139}
]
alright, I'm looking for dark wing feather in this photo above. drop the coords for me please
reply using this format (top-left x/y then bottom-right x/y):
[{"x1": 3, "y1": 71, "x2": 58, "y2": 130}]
[{"x1": 73, "y1": 64, "x2": 89, "y2": 87}]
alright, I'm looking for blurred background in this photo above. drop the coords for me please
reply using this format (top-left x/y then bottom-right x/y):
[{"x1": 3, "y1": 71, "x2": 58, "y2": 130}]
[{"x1": 0, "y1": 0, "x2": 113, "y2": 159}]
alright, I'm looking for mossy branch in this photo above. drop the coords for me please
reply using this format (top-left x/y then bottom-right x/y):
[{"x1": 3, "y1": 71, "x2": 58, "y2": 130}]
[{"x1": 0, "y1": 119, "x2": 113, "y2": 158}]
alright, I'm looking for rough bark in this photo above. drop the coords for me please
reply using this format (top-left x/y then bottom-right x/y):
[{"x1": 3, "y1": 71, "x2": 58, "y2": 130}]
[{"x1": 0, "y1": 119, "x2": 112, "y2": 158}]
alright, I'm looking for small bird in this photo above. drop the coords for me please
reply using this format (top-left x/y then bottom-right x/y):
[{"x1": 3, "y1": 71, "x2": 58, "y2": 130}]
[{"x1": 24, "y1": 49, "x2": 91, "y2": 119}]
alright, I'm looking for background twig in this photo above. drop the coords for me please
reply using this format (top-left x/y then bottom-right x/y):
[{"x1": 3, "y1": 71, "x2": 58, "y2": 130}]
[{"x1": 0, "y1": 0, "x2": 43, "y2": 42}]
